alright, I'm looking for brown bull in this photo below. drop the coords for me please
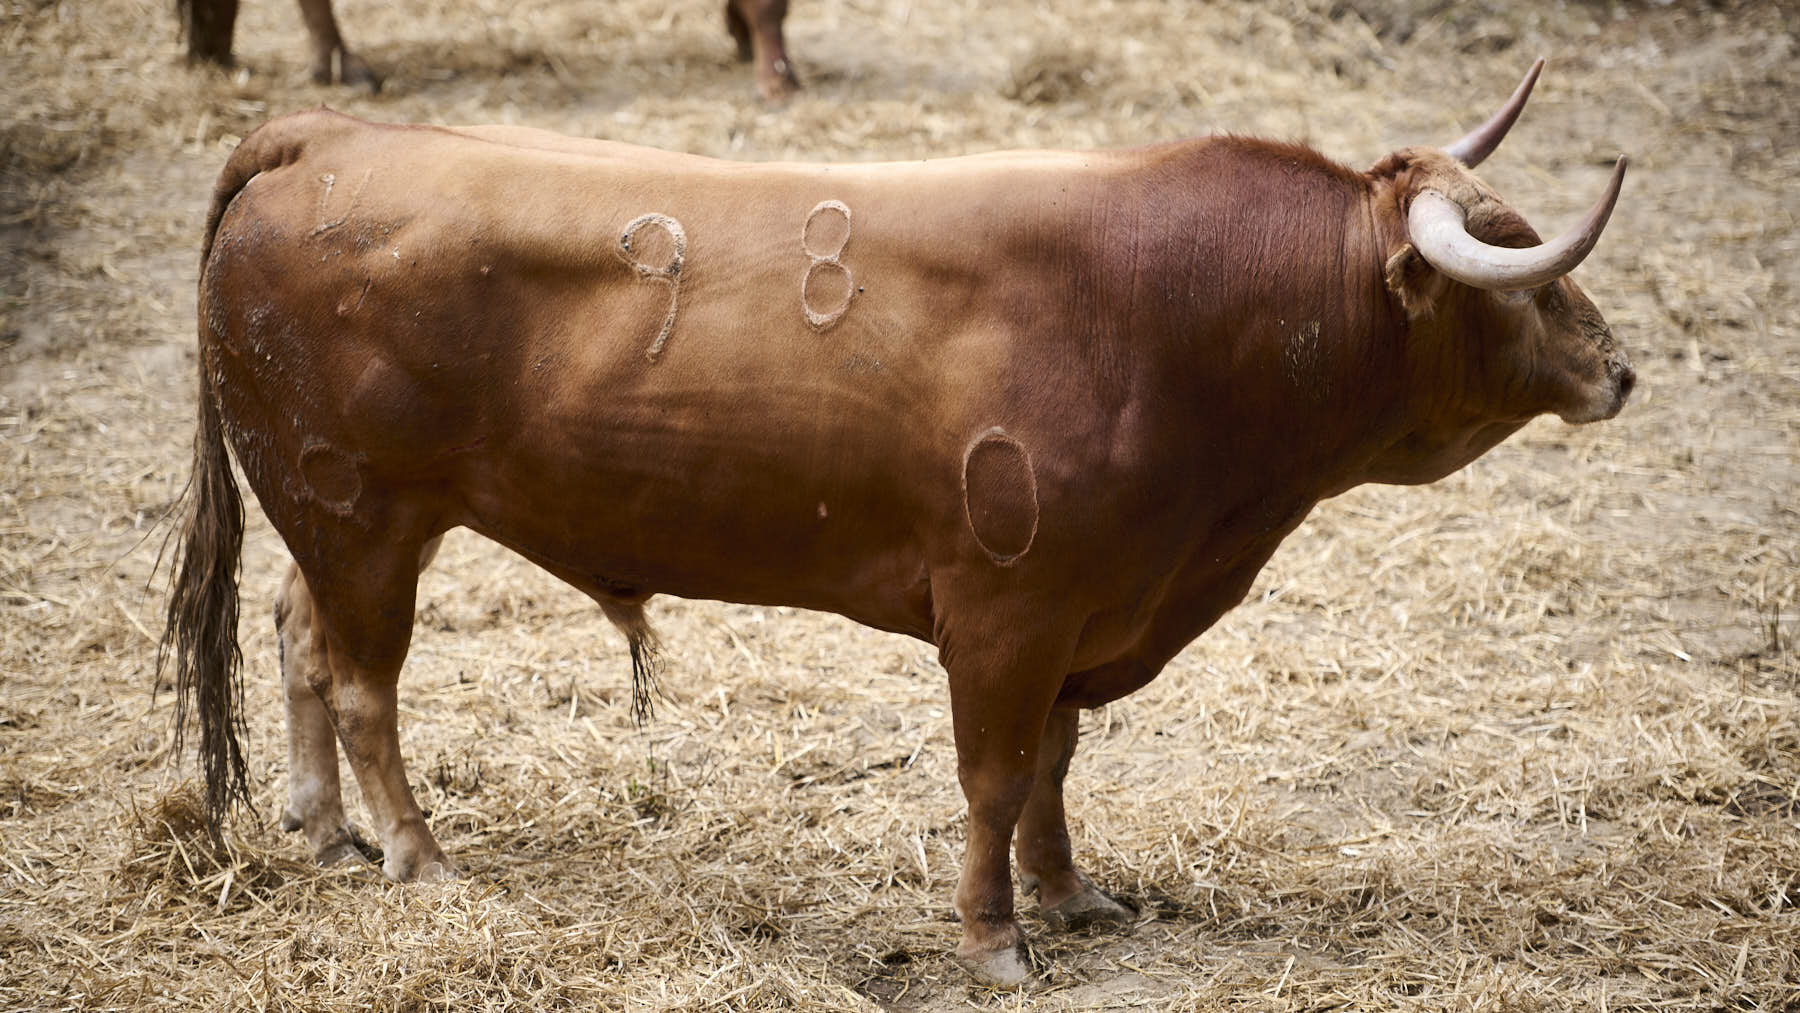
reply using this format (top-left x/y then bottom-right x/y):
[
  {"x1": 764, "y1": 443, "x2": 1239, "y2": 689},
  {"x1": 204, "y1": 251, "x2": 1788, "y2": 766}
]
[
  {"x1": 162, "y1": 60, "x2": 1632, "y2": 985},
  {"x1": 178, "y1": 0, "x2": 800, "y2": 101}
]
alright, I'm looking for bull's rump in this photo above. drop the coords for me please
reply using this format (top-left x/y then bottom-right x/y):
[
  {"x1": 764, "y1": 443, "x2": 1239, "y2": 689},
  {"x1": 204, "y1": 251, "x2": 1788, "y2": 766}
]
[{"x1": 200, "y1": 112, "x2": 1147, "y2": 635}]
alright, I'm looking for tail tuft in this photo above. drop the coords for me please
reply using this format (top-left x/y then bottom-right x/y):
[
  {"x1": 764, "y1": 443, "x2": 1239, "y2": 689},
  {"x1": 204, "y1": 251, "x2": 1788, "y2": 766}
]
[
  {"x1": 628, "y1": 634, "x2": 662, "y2": 726},
  {"x1": 598, "y1": 598, "x2": 663, "y2": 726}
]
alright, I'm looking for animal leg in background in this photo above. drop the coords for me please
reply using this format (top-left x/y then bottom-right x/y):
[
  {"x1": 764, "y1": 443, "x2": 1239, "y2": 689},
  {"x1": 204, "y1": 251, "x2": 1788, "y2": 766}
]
[
  {"x1": 1014, "y1": 708, "x2": 1135, "y2": 930},
  {"x1": 276, "y1": 536, "x2": 442, "y2": 866},
  {"x1": 725, "y1": 0, "x2": 799, "y2": 102},
  {"x1": 296, "y1": 0, "x2": 378, "y2": 89},
  {"x1": 187, "y1": 0, "x2": 778, "y2": 98},
  {"x1": 182, "y1": 0, "x2": 239, "y2": 66}
]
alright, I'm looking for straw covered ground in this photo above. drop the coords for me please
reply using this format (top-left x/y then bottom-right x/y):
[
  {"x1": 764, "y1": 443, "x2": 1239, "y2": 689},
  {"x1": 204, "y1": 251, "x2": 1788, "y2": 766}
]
[{"x1": 2, "y1": 0, "x2": 1796, "y2": 1008}]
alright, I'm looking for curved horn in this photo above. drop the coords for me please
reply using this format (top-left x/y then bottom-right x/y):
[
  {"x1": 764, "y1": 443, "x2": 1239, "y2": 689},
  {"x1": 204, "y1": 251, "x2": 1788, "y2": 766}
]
[
  {"x1": 1444, "y1": 58, "x2": 1544, "y2": 167},
  {"x1": 1408, "y1": 155, "x2": 1628, "y2": 291}
]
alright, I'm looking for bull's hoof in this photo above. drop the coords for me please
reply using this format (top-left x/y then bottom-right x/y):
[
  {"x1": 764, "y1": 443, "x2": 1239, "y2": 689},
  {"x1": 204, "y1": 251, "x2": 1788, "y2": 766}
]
[
  {"x1": 312, "y1": 823, "x2": 375, "y2": 866},
  {"x1": 311, "y1": 51, "x2": 382, "y2": 93},
  {"x1": 340, "y1": 55, "x2": 382, "y2": 94},
  {"x1": 282, "y1": 811, "x2": 378, "y2": 866},
  {"x1": 952, "y1": 939, "x2": 1034, "y2": 988},
  {"x1": 382, "y1": 847, "x2": 457, "y2": 883},
  {"x1": 1042, "y1": 884, "x2": 1135, "y2": 932},
  {"x1": 756, "y1": 63, "x2": 800, "y2": 104},
  {"x1": 413, "y1": 860, "x2": 457, "y2": 883},
  {"x1": 315, "y1": 837, "x2": 367, "y2": 867}
]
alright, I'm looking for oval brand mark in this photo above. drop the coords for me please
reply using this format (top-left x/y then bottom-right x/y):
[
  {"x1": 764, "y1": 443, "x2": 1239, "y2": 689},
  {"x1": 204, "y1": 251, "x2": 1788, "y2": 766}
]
[{"x1": 961, "y1": 427, "x2": 1038, "y2": 565}]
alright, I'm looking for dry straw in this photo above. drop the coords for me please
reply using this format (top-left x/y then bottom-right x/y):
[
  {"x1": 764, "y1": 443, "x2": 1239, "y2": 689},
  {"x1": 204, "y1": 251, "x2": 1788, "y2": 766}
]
[{"x1": 2, "y1": 0, "x2": 1795, "y2": 1009}]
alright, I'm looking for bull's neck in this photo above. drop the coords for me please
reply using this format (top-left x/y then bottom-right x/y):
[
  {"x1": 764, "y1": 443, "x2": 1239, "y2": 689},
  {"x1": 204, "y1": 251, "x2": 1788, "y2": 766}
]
[{"x1": 1136, "y1": 153, "x2": 1412, "y2": 506}]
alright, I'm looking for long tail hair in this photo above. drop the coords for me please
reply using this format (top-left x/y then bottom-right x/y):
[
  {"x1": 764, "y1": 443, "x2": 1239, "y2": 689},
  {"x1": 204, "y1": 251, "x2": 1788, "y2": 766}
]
[
  {"x1": 157, "y1": 124, "x2": 275, "y2": 833},
  {"x1": 159, "y1": 371, "x2": 250, "y2": 833}
]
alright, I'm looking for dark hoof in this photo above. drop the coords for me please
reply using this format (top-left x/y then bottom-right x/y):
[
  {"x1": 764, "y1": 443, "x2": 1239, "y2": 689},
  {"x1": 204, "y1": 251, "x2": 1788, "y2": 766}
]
[
  {"x1": 1042, "y1": 884, "x2": 1136, "y2": 931},
  {"x1": 315, "y1": 838, "x2": 367, "y2": 867},
  {"x1": 312, "y1": 51, "x2": 382, "y2": 93},
  {"x1": 312, "y1": 822, "x2": 377, "y2": 866},
  {"x1": 341, "y1": 55, "x2": 382, "y2": 94}
]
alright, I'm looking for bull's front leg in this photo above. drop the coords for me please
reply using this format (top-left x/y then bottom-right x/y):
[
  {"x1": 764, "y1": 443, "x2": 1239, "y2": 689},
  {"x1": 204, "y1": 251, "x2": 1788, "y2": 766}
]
[
  {"x1": 941, "y1": 622, "x2": 1078, "y2": 987},
  {"x1": 295, "y1": 0, "x2": 379, "y2": 90},
  {"x1": 1015, "y1": 708, "x2": 1135, "y2": 930}
]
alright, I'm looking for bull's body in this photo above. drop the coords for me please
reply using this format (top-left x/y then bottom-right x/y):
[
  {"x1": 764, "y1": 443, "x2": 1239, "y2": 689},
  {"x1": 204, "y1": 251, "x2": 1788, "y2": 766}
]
[
  {"x1": 208, "y1": 113, "x2": 1377, "y2": 685},
  {"x1": 167, "y1": 80, "x2": 1632, "y2": 984}
]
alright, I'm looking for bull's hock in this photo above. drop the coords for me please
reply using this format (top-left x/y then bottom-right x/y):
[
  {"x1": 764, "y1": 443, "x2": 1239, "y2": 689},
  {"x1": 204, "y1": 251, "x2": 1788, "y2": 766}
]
[{"x1": 162, "y1": 59, "x2": 1631, "y2": 987}]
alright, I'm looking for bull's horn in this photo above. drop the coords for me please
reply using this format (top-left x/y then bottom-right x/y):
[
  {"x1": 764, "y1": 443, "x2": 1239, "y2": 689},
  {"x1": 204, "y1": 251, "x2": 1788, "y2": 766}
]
[
  {"x1": 1408, "y1": 155, "x2": 1628, "y2": 291},
  {"x1": 1443, "y1": 58, "x2": 1544, "y2": 168}
]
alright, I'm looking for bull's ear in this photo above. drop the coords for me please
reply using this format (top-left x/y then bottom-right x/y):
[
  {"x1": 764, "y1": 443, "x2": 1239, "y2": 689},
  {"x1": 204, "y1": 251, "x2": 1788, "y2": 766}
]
[{"x1": 1384, "y1": 242, "x2": 1447, "y2": 319}]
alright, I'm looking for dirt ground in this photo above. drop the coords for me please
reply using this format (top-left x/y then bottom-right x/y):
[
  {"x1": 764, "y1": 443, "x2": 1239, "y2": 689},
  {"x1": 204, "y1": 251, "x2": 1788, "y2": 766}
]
[{"x1": 2, "y1": 0, "x2": 1796, "y2": 1009}]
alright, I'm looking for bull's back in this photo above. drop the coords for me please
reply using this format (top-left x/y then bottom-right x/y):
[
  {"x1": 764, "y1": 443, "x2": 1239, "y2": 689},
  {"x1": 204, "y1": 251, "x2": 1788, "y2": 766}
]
[
  {"x1": 202, "y1": 112, "x2": 1201, "y2": 634},
  {"x1": 202, "y1": 116, "x2": 1005, "y2": 623}
]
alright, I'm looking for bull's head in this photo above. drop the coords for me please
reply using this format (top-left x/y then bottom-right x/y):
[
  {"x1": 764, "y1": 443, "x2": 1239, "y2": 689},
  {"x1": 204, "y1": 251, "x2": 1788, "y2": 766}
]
[{"x1": 1371, "y1": 60, "x2": 1635, "y2": 481}]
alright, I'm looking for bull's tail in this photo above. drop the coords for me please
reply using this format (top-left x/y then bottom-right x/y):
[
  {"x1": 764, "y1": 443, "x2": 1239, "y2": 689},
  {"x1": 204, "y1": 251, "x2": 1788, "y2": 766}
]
[
  {"x1": 177, "y1": 0, "x2": 239, "y2": 66},
  {"x1": 159, "y1": 357, "x2": 249, "y2": 834},
  {"x1": 157, "y1": 124, "x2": 286, "y2": 835}
]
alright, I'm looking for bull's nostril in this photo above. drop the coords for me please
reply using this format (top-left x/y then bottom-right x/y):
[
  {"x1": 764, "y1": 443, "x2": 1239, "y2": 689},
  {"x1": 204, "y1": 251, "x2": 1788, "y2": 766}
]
[{"x1": 1617, "y1": 365, "x2": 1637, "y2": 400}]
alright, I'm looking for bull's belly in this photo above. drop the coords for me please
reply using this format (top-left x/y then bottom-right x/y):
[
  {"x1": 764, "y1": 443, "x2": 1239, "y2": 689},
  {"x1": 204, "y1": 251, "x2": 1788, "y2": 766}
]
[{"x1": 450, "y1": 448, "x2": 940, "y2": 641}]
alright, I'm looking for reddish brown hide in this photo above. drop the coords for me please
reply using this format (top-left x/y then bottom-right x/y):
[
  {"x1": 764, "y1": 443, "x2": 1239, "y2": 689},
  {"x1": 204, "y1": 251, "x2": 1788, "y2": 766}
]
[
  {"x1": 177, "y1": 0, "x2": 800, "y2": 101},
  {"x1": 163, "y1": 65, "x2": 1632, "y2": 986}
]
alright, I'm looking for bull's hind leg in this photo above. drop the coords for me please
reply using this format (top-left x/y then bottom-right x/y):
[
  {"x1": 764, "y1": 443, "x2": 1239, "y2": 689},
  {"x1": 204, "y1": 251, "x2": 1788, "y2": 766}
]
[
  {"x1": 1015, "y1": 708, "x2": 1134, "y2": 930},
  {"x1": 275, "y1": 564, "x2": 363, "y2": 864},
  {"x1": 275, "y1": 537, "x2": 442, "y2": 867},
  {"x1": 285, "y1": 524, "x2": 450, "y2": 881}
]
